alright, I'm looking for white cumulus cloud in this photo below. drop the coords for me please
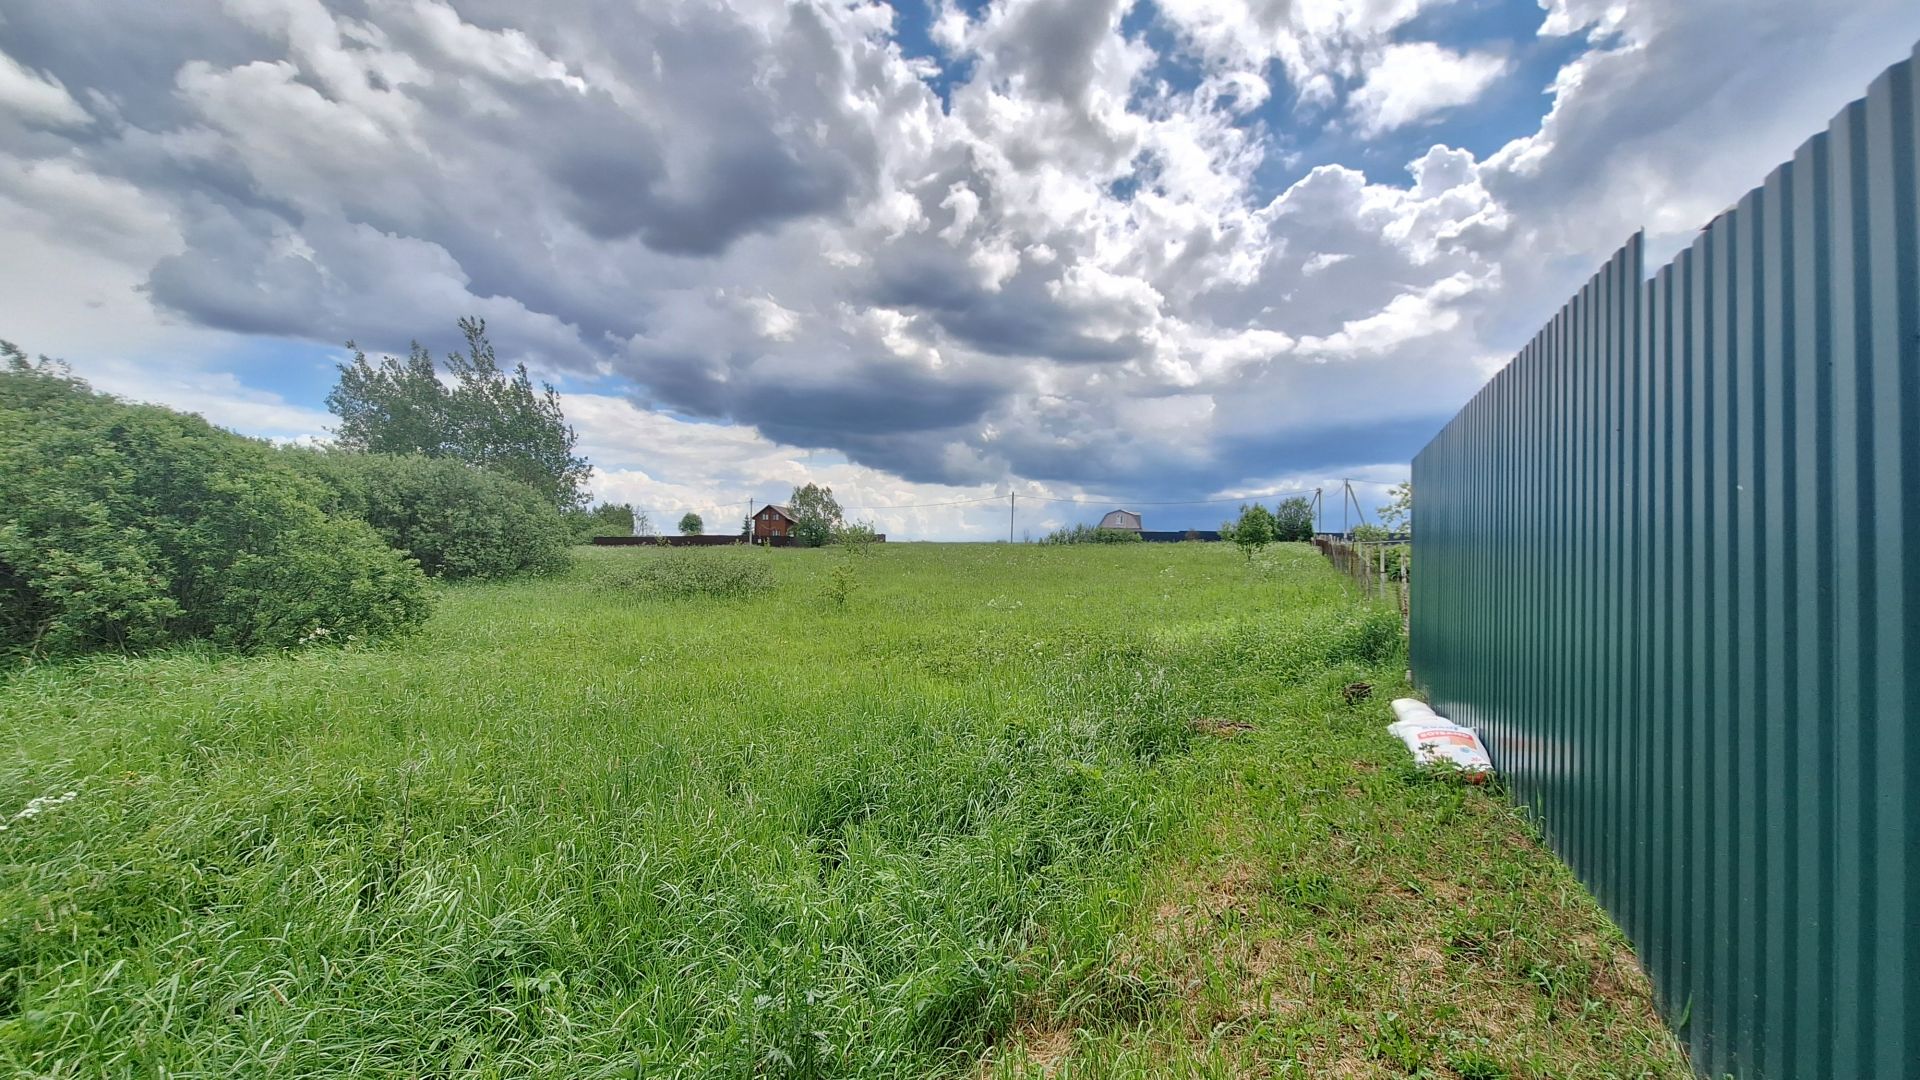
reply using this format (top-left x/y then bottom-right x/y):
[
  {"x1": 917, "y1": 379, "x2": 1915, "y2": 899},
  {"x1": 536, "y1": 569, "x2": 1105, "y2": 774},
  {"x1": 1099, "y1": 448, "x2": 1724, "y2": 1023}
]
[
  {"x1": 0, "y1": 0, "x2": 1916, "y2": 537},
  {"x1": 1347, "y1": 42, "x2": 1511, "y2": 136}
]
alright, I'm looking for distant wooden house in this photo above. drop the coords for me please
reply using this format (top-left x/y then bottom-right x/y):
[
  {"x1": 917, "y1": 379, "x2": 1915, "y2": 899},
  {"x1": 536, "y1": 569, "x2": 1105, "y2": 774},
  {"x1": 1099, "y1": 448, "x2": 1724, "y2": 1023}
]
[
  {"x1": 751, "y1": 504, "x2": 798, "y2": 540},
  {"x1": 1098, "y1": 509, "x2": 1143, "y2": 532}
]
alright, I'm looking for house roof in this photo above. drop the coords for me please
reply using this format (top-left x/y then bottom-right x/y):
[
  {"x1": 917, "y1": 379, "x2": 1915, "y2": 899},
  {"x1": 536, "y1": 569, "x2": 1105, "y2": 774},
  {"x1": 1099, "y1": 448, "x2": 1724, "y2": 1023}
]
[
  {"x1": 1098, "y1": 508, "x2": 1143, "y2": 529},
  {"x1": 758, "y1": 504, "x2": 797, "y2": 521}
]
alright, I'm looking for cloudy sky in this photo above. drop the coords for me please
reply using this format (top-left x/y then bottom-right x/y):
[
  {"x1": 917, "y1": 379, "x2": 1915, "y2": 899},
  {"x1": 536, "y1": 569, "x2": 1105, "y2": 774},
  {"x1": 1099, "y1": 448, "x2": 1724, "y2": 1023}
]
[{"x1": 3, "y1": 0, "x2": 1916, "y2": 538}]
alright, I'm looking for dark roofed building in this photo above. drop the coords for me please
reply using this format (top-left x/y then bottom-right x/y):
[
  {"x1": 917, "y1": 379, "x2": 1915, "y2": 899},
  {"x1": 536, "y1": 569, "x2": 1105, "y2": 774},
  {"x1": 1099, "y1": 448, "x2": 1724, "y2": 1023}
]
[{"x1": 752, "y1": 504, "x2": 797, "y2": 540}]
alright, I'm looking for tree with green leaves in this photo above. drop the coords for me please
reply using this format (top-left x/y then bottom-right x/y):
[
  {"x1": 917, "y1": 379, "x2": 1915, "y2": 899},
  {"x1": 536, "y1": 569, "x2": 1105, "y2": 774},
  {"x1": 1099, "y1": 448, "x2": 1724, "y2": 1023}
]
[
  {"x1": 1273, "y1": 495, "x2": 1315, "y2": 542},
  {"x1": 564, "y1": 502, "x2": 637, "y2": 541},
  {"x1": 678, "y1": 512, "x2": 703, "y2": 536},
  {"x1": 328, "y1": 317, "x2": 591, "y2": 510},
  {"x1": 1378, "y1": 481, "x2": 1412, "y2": 535},
  {"x1": 1222, "y1": 502, "x2": 1276, "y2": 560},
  {"x1": 788, "y1": 483, "x2": 843, "y2": 547},
  {"x1": 833, "y1": 519, "x2": 878, "y2": 554}
]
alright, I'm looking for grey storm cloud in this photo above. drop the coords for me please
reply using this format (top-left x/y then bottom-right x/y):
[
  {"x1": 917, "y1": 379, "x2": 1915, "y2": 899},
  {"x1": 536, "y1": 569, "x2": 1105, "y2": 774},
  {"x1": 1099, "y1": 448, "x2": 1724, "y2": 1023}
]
[
  {"x1": 4, "y1": 0, "x2": 1919, "y2": 498},
  {"x1": 515, "y1": 2, "x2": 877, "y2": 254},
  {"x1": 625, "y1": 340, "x2": 1008, "y2": 442},
  {"x1": 975, "y1": 0, "x2": 1128, "y2": 108},
  {"x1": 866, "y1": 250, "x2": 1145, "y2": 364}
]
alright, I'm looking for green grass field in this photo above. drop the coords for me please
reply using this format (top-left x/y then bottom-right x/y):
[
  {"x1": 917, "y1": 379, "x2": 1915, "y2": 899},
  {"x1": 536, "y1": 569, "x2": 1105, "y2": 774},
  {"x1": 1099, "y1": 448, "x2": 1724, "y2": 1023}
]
[{"x1": 0, "y1": 543, "x2": 1687, "y2": 1078}]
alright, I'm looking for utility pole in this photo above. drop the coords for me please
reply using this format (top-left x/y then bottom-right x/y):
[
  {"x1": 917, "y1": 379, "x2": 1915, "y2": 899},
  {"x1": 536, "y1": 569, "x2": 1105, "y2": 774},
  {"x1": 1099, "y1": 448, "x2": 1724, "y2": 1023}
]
[
  {"x1": 1339, "y1": 479, "x2": 1369, "y2": 535},
  {"x1": 1008, "y1": 491, "x2": 1015, "y2": 544}
]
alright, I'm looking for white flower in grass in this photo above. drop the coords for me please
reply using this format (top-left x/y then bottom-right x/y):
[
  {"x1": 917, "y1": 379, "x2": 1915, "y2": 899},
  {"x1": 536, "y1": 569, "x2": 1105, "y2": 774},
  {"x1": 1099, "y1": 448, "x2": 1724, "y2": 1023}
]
[{"x1": 8, "y1": 789, "x2": 79, "y2": 826}]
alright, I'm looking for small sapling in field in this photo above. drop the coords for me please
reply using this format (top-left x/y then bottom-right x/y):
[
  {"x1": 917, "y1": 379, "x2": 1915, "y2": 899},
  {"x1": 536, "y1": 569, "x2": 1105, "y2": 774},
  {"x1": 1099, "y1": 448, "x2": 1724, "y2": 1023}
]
[
  {"x1": 833, "y1": 520, "x2": 879, "y2": 556},
  {"x1": 1222, "y1": 502, "x2": 1276, "y2": 560},
  {"x1": 822, "y1": 560, "x2": 859, "y2": 607}
]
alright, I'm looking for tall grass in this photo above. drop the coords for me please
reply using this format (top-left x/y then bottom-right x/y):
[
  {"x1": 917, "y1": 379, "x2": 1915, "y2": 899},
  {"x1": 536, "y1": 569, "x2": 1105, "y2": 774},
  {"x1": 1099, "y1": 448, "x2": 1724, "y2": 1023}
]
[
  {"x1": 0, "y1": 544, "x2": 1681, "y2": 1078},
  {"x1": 611, "y1": 547, "x2": 776, "y2": 599}
]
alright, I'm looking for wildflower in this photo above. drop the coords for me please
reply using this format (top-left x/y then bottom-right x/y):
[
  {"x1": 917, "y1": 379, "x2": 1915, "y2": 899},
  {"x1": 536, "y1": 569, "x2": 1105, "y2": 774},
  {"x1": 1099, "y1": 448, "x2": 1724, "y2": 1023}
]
[{"x1": 8, "y1": 789, "x2": 79, "y2": 825}]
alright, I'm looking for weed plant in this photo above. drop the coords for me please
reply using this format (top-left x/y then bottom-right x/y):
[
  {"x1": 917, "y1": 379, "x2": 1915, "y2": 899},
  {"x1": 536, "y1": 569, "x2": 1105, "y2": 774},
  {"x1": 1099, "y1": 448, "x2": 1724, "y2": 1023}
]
[{"x1": 611, "y1": 548, "x2": 775, "y2": 599}]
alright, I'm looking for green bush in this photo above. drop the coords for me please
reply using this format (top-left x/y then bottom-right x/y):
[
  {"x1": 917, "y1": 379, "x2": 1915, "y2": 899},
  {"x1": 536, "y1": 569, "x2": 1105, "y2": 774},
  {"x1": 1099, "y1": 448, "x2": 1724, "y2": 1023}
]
[
  {"x1": 1378, "y1": 543, "x2": 1411, "y2": 582},
  {"x1": 1274, "y1": 495, "x2": 1315, "y2": 541},
  {"x1": 0, "y1": 351, "x2": 431, "y2": 660},
  {"x1": 614, "y1": 550, "x2": 773, "y2": 599},
  {"x1": 287, "y1": 450, "x2": 571, "y2": 579},
  {"x1": 821, "y1": 560, "x2": 859, "y2": 607},
  {"x1": 832, "y1": 520, "x2": 879, "y2": 555},
  {"x1": 1040, "y1": 524, "x2": 1143, "y2": 544},
  {"x1": 1222, "y1": 502, "x2": 1276, "y2": 559},
  {"x1": 564, "y1": 502, "x2": 637, "y2": 542}
]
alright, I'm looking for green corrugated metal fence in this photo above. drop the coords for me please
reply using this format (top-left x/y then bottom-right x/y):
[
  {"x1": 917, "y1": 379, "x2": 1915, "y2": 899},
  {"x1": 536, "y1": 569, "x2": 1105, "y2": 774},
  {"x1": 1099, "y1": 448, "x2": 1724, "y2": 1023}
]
[{"x1": 1411, "y1": 42, "x2": 1917, "y2": 1079}]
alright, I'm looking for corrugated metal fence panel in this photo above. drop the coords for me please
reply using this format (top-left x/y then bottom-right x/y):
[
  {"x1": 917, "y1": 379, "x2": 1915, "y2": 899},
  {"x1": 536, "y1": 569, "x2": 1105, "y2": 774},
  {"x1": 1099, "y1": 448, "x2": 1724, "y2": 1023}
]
[{"x1": 1410, "y1": 42, "x2": 1917, "y2": 1079}]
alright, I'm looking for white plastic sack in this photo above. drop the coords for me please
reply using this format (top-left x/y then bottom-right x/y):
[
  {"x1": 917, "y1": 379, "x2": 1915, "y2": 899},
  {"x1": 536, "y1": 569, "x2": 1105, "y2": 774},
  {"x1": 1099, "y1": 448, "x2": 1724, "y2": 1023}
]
[{"x1": 1387, "y1": 698, "x2": 1493, "y2": 779}]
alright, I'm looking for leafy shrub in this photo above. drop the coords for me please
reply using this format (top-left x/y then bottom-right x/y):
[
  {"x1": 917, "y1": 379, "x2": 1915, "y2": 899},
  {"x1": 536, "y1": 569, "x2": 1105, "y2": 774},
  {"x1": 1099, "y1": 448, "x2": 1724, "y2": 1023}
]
[
  {"x1": 832, "y1": 520, "x2": 879, "y2": 555},
  {"x1": 1040, "y1": 524, "x2": 1143, "y2": 544},
  {"x1": 1381, "y1": 544, "x2": 1411, "y2": 582},
  {"x1": 565, "y1": 502, "x2": 637, "y2": 542},
  {"x1": 1378, "y1": 480, "x2": 1412, "y2": 534},
  {"x1": 1222, "y1": 503, "x2": 1276, "y2": 559},
  {"x1": 821, "y1": 561, "x2": 859, "y2": 607},
  {"x1": 286, "y1": 450, "x2": 571, "y2": 579},
  {"x1": 0, "y1": 350, "x2": 431, "y2": 660},
  {"x1": 615, "y1": 550, "x2": 773, "y2": 599},
  {"x1": 1273, "y1": 495, "x2": 1315, "y2": 541}
]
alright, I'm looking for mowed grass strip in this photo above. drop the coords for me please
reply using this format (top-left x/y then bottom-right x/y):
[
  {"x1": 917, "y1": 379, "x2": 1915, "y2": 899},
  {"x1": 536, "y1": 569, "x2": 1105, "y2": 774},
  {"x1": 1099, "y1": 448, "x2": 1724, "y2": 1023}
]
[
  {"x1": 0, "y1": 544, "x2": 1685, "y2": 1078},
  {"x1": 980, "y1": 694, "x2": 1687, "y2": 1078}
]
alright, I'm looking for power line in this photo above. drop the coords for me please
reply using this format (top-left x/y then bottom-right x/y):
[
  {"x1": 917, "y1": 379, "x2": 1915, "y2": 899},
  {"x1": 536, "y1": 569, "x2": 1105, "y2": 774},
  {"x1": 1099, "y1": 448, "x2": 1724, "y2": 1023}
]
[
  {"x1": 626, "y1": 479, "x2": 1386, "y2": 517},
  {"x1": 625, "y1": 494, "x2": 1006, "y2": 516},
  {"x1": 1017, "y1": 486, "x2": 1318, "y2": 507},
  {"x1": 839, "y1": 495, "x2": 1008, "y2": 512}
]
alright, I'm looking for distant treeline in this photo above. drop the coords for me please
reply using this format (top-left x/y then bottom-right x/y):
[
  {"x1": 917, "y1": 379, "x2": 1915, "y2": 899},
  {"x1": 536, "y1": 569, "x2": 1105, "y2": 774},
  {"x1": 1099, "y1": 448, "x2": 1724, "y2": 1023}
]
[{"x1": 1040, "y1": 524, "x2": 1145, "y2": 544}]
